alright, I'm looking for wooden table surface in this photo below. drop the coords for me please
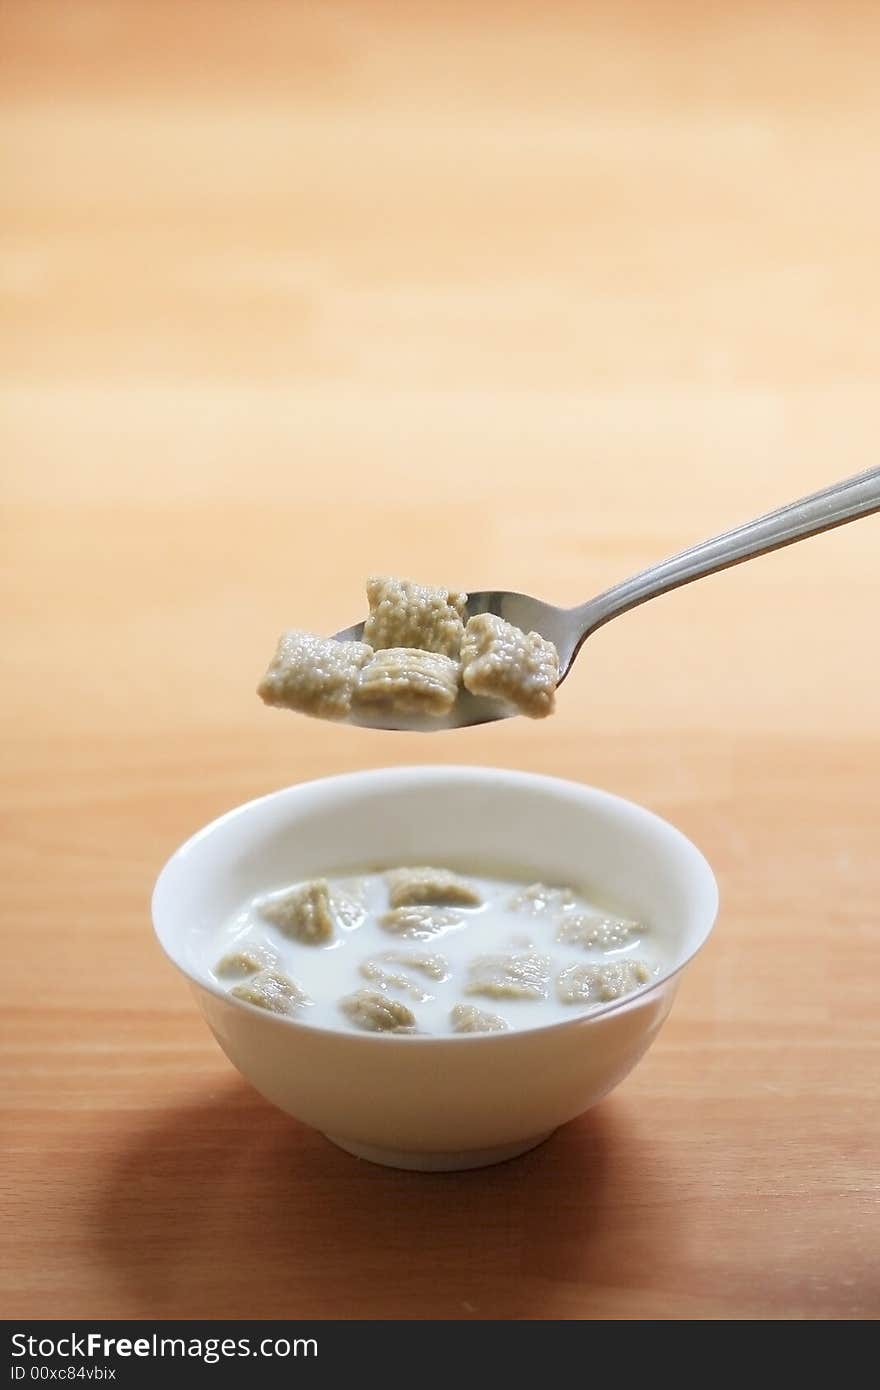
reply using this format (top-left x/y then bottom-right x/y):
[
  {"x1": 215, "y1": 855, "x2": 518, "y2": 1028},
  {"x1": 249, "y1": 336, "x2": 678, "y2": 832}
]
[{"x1": 2, "y1": 2, "x2": 878, "y2": 1322}]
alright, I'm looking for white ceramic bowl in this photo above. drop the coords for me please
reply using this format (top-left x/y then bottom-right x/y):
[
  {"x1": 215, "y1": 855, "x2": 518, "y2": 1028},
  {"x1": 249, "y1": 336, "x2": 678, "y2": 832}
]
[{"x1": 152, "y1": 767, "x2": 718, "y2": 1170}]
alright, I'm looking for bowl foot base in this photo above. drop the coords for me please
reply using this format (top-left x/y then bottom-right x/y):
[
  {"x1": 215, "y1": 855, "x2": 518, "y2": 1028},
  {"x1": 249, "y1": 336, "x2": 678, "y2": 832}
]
[{"x1": 323, "y1": 1130, "x2": 555, "y2": 1171}]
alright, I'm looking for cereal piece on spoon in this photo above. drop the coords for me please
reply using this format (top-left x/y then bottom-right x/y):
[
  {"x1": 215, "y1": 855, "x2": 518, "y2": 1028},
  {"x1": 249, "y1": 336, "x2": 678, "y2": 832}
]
[
  {"x1": 258, "y1": 630, "x2": 372, "y2": 720},
  {"x1": 461, "y1": 613, "x2": 559, "y2": 719},
  {"x1": 353, "y1": 647, "x2": 460, "y2": 718},
  {"x1": 363, "y1": 576, "x2": 467, "y2": 658}
]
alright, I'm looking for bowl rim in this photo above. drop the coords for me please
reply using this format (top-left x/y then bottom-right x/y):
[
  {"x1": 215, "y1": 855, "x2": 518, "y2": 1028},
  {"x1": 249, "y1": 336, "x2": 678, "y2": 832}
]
[{"x1": 152, "y1": 765, "x2": 720, "y2": 1044}]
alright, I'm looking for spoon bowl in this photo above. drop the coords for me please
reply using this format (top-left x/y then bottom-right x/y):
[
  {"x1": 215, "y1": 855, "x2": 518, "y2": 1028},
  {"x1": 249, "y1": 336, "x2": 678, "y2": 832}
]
[
  {"x1": 333, "y1": 465, "x2": 880, "y2": 732},
  {"x1": 332, "y1": 591, "x2": 575, "y2": 731}
]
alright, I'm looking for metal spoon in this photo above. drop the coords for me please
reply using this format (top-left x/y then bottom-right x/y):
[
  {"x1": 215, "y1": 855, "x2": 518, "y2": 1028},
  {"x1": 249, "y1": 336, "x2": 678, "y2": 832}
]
[{"x1": 334, "y1": 465, "x2": 880, "y2": 731}]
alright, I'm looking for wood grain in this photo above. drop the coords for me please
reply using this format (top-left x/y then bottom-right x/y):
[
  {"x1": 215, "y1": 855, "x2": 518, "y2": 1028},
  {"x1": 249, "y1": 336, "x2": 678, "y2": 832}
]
[{"x1": 1, "y1": 1, "x2": 877, "y2": 1321}]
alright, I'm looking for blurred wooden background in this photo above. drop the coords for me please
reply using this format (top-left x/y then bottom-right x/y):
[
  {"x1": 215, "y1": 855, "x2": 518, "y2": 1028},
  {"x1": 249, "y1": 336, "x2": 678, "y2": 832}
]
[{"x1": 1, "y1": 1, "x2": 877, "y2": 1319}]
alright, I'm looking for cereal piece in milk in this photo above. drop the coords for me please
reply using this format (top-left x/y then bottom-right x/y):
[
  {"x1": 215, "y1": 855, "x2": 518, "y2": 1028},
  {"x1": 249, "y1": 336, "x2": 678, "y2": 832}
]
[
  {"x1": 464, "y1": 952, "x2": 551, "y2": 1001},
  {"x1": 339, "y1": 988, "x2": 416, "y2": 1033},
  {"x1": 386, "y1": 866, "x2": 481, "y2": 909},
  {"x1": 557, "y1": 959, "x2": 652, "y2": 1005},
  {"x1": 230, "y1": 969, "x2": 310, "y2": 1016},
  {"x1": 259, "y1": 880, "x2": 348, "y2": 945},
  {"x1": 556, "y1": 915, "x2": 643, "y2": 951},
  {"x1": 214, "y1": 942, "x2": 278, "y2": 978},
  {"x1": 508, "y1": 882, "x2": 575, "y2": 916},
  {"x1": 379, "y1": 906, "x2": 466, "y2": 941},
  {"x1": 376, "y1": 950, "x2": 449, "y2": 981},
  {"x1": 359, "y1": 959, "x2": 431, "y2": 1001},
  {"x1": 450, "y1": 1003, "x2": 509, "y2": 1034}
]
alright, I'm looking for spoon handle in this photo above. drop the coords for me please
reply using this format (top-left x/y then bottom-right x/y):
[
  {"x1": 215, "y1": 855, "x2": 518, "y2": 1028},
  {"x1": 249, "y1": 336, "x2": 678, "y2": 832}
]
[{"x1": 575, "y1": 464, "x2": 880, "y2": 635}]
